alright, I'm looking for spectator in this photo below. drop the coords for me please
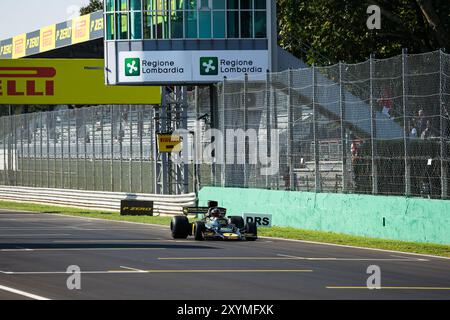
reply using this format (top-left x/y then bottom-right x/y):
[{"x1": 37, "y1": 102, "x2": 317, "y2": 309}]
[
  {"x1": 416, "y1": 109, "x2": 427, "y2": 136},
  {"x1": 283, "y1": 167, "x2": 298, "y2": 191},
  {"x1": 410, "y1": 120, "x2": 418, "y2": 138},
  {"x1": 377, "y1": 87, "x2": 393, "y2": 119},
  {"x1": 443, "y1": 106, "x2": 450, "y2": 140},
  {"x1": 421, "y1": 120, "x2": 434, "y2": 140}
]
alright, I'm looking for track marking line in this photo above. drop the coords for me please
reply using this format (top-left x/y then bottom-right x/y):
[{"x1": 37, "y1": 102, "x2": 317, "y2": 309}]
[
  {"x1": 1, "y1": 269, "x2": 314, "y2": 275},
  {"x1": 158, "y1": 255, "x2": 428, "y2": 262},
  {"x1": 158, "y1": 257, "x2": 300, "y2": 260},
  {"x1": 0, "y1": 249, "x2": 34, "y2": 252},
  {"x1": 0, "y1": 284, "x2": 51, "y2": 300},
  {"x1": 0, "y1": 234, "x2": 71, "y2": 237},
  {"x1": 119, "y1": 266, "x2": 147, "y2": 273},
  {"x1": 327, "y1": 286, "x2": 450, "y2": 290},
  {"x1": 1, "y1": 248, "x2": 166, "y2": 252},
  {"x1": 276, "y1": 254, "x2": 427, "y2": 262},
  {"x1": 52, "y1": 239, "x2": 185, "y2": 243},
  {"x1": 390, "y1": 254, "x2": 429, "y2": 261}
]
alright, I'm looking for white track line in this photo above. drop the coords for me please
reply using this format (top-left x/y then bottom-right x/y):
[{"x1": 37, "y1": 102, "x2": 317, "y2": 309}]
[
  {"x1": 0, "y1": 284, "x2": 50, "y2": 300},
  {"x1": 276, "y1": 254, "x2": 428, "y2": 262},
  {"x1": 120, "y1": 266, "x2": 147, "y2": 273}
]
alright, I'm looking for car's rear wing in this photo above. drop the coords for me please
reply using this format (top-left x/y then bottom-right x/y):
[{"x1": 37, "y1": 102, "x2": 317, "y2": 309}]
[{"x1": 183, "y1": 207, "x2": 227, "y2": 217}]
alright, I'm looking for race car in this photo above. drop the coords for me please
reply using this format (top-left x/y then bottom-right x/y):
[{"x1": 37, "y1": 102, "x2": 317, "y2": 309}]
[{"x1": 170, "y1": 201, "x2": 257, "y2": 241}]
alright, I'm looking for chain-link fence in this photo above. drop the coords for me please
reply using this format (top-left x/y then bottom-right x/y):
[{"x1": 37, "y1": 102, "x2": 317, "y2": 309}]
[
  {"x1": 0, "y1": 105, "x2": 157, "y2": 193},
  {"x1": 214, "y1": 50, "x2": 450, "y2": 199},
  {"x1": 1, "y1": 50, "x2": 449, "y2": 199}
]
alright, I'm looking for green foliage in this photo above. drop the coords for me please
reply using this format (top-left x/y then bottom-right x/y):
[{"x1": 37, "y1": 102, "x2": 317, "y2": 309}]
[
  {"x1": 278, "y1": 0, "x2": 450, "y2": 65},
  {"x1": 80, "y1": 0, "x2": 103, "y2": 15}
]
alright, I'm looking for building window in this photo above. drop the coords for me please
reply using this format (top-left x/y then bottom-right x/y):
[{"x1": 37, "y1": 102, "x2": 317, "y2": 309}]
[
  {"x1": 117, "y1": 13, "x2": 128, "y2": 39},
  {"x1": 106, "y1": 13, "x2": 115, "y2": 40},
  {"x1": 130, "y1": 0, "x2": 141, "y2": 10},
  {"x1": 107, "y1": 0, "x2": 267, "y2": 40}
]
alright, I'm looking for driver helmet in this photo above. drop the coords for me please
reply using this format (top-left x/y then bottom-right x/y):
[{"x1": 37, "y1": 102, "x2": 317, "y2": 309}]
[{"x1": 210, "y1": 208, "x2": 221, "y2": 218}]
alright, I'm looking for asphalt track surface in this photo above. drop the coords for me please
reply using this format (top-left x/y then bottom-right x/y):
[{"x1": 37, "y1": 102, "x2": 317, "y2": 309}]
[{"x1": 0, "y1": 209, "x2": 449, "y2": 300}]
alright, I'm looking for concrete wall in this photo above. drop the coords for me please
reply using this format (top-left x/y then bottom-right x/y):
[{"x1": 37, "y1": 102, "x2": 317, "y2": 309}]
[{"x1": 199, "y1": 187, "x2": 450, "y2": 245}]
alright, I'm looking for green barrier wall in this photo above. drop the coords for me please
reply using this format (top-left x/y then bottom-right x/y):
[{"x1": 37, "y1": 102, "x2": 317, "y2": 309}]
[{"x1": 199, "y1": 187, "x2": 450, "y2": 245}]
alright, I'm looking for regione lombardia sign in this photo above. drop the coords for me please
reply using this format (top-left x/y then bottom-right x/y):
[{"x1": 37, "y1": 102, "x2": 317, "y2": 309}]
[{"x1": 118, "y1": 50, "x2": 269, "y2": 84}]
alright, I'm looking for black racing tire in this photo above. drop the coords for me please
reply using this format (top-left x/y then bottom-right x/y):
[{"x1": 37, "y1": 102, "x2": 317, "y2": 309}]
[
  {"x1": 193, "y1": 221, "x2": 206, "y2": 241},
  {"x1": 171, "y1": 216, "x2": 190, "y2": 239},
  {"x1": 245, "y1": 222, "x2": 258, "y2": 241},
  {"x1": 228, "y1": 216, "x2": 245, "y2": 229}
]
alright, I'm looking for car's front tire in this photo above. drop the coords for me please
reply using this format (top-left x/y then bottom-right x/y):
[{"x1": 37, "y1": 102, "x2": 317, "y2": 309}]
[
  {"x1": 193, "y1": 221, "x2": 206, "y2": 241},
  {"x1": 171, "y1": 216, "x2": 190, "y2": 239}
]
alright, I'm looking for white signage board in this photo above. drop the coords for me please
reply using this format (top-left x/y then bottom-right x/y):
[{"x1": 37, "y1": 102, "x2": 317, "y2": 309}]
[
  {"x1": 243, "y1": 213, "x2": 273, "y2": 228},
  {"x1": 118, "y1": 50, "x2": 269, "y2": 84}
]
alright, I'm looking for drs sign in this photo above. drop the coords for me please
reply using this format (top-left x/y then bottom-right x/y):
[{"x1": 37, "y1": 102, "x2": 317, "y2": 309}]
[{"x1": 243, "y1": 213, "x2": 272, "y2": 228}]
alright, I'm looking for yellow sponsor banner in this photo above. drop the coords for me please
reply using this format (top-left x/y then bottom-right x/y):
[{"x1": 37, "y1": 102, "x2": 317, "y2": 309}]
[
  {"x1": 72, "y1": 15, "x2": 90, "y2": 44},
  {"x1": 12, "y1": 34, "x2": 26, "y2": 59},
  {"x1": 40, "y1": 25, "x2": 56, "y2": 52},
  {"x1": 0, "y1": 59, "x2": 161, "y2": 105},
  {"x1": 157, "y1": 134, "x2": 182, "y2": 153}
]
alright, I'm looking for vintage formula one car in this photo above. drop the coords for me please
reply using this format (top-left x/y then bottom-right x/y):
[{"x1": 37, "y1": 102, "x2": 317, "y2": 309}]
[{"x1": 170, "y1": 201, "x2": 257, "y2": 241}]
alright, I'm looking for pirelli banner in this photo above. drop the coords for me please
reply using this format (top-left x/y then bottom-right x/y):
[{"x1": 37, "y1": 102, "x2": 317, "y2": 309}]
[
  {"x1": 0, "y1": 11, "x2": 103, "y2": 59},
  {"x1": 0, "y1": 59, "x2": 161, "y2": 105}
]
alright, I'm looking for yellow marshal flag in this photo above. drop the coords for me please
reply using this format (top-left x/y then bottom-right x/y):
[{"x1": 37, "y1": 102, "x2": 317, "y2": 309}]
[
  {"x1": 0, "y1": 59, "x2": 161, "y2": 105},
  {"x1": 157, "y1": 134, "x2": 182, "y2": 153}
]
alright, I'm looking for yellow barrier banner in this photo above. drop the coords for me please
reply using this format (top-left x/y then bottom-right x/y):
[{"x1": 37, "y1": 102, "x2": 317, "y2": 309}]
[
  {"x1": 0, "y1": 59, "x2": 161, "y2": 105},
  {"x1": 72, "y1": 15, "x2": 90, "y2": 44},
  {"x1": 12, "y1": 34, "x2": 26, "y2": 59},
  {"x1": 40, "y1": 25, "x2": 57, "y2": 52}
]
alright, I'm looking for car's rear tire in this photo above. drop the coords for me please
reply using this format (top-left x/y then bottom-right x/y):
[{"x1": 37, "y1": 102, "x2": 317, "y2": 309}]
[
  {"x1": 193, "y1": 221, "x2": 206, "y2": 241},
  {"x1": 228, "y1": 216, "x2": 245, "y2": 229},
  {"x1": 171, "y1": 216, "x2": 190, "y2": 239},
  {"x1": 245, "y1": 222, "x2": 257, "y2": 241}
]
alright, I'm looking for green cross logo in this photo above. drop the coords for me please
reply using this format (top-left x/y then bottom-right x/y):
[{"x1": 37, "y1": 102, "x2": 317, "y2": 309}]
[
  {"x1": 125, "y1": 58, "x2": 140, "y2": 77},
  {"x1": 200, "y1": 57, "x2": 218, "y2": 76}
]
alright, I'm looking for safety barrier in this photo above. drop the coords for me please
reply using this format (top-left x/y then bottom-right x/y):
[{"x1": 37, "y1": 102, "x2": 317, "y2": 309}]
[{"x1": 0, "y1": 186, "x2": 196, "y2": 215}]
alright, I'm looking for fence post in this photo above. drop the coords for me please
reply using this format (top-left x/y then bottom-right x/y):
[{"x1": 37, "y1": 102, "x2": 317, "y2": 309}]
[
  {"x1": 440, "y1": 49, "x2": 448, "y2": 199},
  {"x1": 129, "y1": 105, "x2": 133, "y2": 193},
  {"x1": 20, "y1": 115, "x2": 24, "y2": 187},
  {"x1": 287, "y1": 69, "x2": 294, "y2": 191},
  {"x1": 312, "y1": 64, "x2": 321, "y2": 192},
  {"x1": 101, "y1": 106, "x2": 105, "y2": 192},
  {"x1": 369, "y1": 54, "x2": 378, "y2": 194},
  {"x1": 138, "y1": 106, "x2": 143, "y2": 193},
  {"x1": 339, "y1": 62, "x2": 348, "y2": 192},
  {"x1": 53, "y1": 112, "x2": 57, "y2": 188},
  {"x1": 402, "y1": 48, "x2": 411, "y2": 196},
  {"x1": 110, "y1": 105, "x2": 114, "y2": 192},
  {"x1": 2, "y1": 117, "x2": 5, "y2": 185},
  {"x1": 243, "y1": 73, "x2": 249, "y2": 188},
  {"x1": 221, "y1": 77, "x2": 227, "y2": 188},
  {"x1": 265, "y1": 70, "x2": 271, "y2": 189},
  {"x1": 68, "y1": 110, "x2": 72, "y2": 189}
]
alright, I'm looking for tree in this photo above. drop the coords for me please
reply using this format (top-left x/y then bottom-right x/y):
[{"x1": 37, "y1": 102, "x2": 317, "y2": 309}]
[
  {"x1": 80, "y1": 0, "x2": 103, "y2": 15},
  {"x1": 277, "y1": 0, "x2": 450, "y2": 65}
]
